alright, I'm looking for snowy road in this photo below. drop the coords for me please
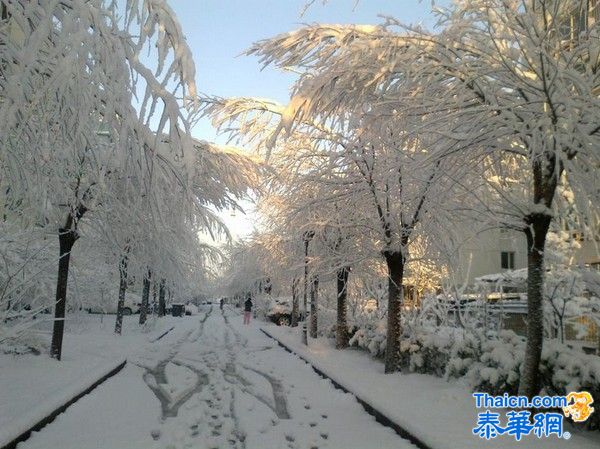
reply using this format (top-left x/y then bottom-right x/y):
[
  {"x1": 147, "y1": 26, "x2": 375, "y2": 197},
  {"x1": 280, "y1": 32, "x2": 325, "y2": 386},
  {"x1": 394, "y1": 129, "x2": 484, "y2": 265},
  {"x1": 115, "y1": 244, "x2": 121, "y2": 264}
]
[{"x1": 19, "y1": 307, "x2": 413, "y2": 449}]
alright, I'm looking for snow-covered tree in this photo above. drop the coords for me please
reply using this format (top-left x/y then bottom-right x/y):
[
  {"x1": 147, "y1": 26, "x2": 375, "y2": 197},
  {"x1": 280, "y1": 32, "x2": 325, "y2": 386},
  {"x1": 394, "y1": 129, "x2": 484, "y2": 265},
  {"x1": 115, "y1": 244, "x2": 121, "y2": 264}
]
[
  {"x1": 206, "y1": 82, "x2": 463, "y2": 372},
  {"x1": 0, "y1": 1, "x2": 259, "y2": 358},
  {"x1": 239, "y1": 0, "x2": 600, "y2": 394}
]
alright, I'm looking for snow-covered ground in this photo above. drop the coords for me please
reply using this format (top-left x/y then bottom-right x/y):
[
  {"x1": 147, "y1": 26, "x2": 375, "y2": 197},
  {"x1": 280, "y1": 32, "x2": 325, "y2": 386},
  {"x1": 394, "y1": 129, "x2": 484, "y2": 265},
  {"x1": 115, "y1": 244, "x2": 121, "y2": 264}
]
[
  {"x1": 12, "y1": 307, "x2": 413, "y2": 449},
  {"x1": 262, "y1": 324, "x2": 600, "y2": 449},
  {"x1": 0, "y1": 313, "x2": 180, "y2": 447}
]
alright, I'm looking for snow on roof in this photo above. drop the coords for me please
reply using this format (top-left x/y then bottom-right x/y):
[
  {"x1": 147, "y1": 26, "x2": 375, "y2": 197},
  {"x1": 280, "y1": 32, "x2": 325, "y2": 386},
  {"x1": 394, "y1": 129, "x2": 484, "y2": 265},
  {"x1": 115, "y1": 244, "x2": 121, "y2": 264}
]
[{"x1": 475, "y1": 268, "x2": 528, "y2": 285}]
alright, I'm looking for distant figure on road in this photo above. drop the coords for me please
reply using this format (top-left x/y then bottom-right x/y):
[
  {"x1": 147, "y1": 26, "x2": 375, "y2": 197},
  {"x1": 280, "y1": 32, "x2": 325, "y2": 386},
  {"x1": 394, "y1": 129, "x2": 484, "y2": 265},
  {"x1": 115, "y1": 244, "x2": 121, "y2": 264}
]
[
  {"x1": 243, "y1": 296, "x2": 253, "y2": 325},
  {"x1": 220, "y1": 298, "x2": 224, "y2": 310}
]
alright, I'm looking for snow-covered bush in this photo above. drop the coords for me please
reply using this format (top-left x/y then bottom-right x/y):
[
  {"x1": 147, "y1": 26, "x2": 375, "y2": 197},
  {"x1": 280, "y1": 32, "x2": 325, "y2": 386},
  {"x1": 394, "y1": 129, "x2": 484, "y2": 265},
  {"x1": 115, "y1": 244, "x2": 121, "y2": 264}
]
[
  {"x1": 399, "y1": 331, "x2": 452, "y2": 377},
  {"x1": 541, "y1": 341, "x2": 600, "y2": 431},
  {"x1": 461, "y1": 331, "x2": 524, "y2": 396},
  {"x1": 445, "y1": 331, "x2": 483, "y2": 380},
  {"x1": 0, "y1": 323, "x2": 48, "y2": 355},
  {"x1": 348, "y1": 319, "x2": 387, "y2": 357},
  {"x1": 348, "y1": 315, "x2": 600, "y2": 430}
]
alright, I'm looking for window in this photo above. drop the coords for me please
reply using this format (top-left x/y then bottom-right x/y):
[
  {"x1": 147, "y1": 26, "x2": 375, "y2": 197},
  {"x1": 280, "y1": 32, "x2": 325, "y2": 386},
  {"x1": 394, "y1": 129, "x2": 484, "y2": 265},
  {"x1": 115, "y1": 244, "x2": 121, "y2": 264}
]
[{"x1": 501, "y1": 251, "x2": 515, "y2": 270}]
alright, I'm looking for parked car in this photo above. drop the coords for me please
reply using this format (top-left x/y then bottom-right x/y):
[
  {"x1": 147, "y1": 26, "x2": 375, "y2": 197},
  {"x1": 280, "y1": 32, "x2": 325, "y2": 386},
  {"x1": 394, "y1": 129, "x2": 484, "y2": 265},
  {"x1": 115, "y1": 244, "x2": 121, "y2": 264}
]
[
  {"x1": 87, "y1": 292, "x2": 142, "y2": 315},
  {"x1": 265, "y1": 297, "x2": 297, "y2": 326},
  {"x1": 184, "y1": 303, "x2": 199, "y2": 315},
  {"x1": 171, "y1": 303, "x2": 185, "y2": 317}
]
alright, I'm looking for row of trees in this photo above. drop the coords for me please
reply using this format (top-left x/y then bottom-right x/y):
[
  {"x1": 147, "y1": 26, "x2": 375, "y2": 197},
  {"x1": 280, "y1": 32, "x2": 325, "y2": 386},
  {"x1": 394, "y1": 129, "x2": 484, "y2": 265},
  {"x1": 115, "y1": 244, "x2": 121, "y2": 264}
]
[
  {"x1": 0, "y1": 1, "x2": 256, "y2": 358},
  {"x1": 211, "y1": 0, "x2": 600, "y2": 398}
]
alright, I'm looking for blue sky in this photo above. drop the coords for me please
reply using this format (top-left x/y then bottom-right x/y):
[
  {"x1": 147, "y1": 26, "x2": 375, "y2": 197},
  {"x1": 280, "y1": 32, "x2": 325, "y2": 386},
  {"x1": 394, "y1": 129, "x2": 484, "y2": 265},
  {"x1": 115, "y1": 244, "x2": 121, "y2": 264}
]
[
  {"x1": 168, "y1": 0, "x2": 447, "y2": 240},
  {"x1": 170, "y1": 0, "x2": 447, "y2": 141}
]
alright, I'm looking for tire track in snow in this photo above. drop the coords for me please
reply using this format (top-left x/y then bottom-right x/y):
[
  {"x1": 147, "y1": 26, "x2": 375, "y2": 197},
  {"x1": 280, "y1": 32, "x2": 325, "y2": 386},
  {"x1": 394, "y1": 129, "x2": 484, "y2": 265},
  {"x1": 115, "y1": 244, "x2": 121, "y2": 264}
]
[
  {"x1": 221, "y1": 308, "x2": 290, "y2": 420},
  {"x1": 138, "y1": 309, "x2": 213, "y2": 420},
  {"x1": 242, "y1": 365, "x2": 290, "y2": 419}
]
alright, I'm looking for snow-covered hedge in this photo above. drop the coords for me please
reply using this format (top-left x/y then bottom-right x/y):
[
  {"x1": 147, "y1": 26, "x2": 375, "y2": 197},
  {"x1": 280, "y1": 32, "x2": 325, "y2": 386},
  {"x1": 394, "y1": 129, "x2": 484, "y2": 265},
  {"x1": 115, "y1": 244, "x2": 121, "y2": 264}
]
[
  {"x1": 448, "y1": 331, "x2": 523, "y2": 395},
  {"x1": 348, "y1": 321, "x2": 387, "y2": 357},
  {"x1": 348, "y1": 322, "x2": 600, "y2": 430},
  {"x1": 541, "y1": 341, "x2": 600, "y2": 430}
]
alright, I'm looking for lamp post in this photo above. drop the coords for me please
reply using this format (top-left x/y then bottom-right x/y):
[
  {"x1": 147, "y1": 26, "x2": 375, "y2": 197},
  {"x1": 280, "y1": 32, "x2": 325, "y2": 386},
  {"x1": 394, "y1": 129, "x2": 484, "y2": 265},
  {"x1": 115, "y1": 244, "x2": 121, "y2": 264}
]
[{"x1": 302, "y1": 230, "x2": 314, "y2": 345}]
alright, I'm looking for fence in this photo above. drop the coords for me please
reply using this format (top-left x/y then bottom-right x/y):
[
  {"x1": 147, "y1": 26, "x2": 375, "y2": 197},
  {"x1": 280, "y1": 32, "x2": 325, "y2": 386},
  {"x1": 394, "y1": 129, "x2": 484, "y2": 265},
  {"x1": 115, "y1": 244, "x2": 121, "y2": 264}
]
[{"x1": 446, "y1": 299, "x2": 599, "y2": 353}]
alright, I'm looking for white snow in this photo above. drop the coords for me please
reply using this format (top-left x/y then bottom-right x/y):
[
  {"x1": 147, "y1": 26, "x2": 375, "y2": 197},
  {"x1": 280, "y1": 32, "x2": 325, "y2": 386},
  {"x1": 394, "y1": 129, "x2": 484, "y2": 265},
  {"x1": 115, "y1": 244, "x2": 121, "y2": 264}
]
[
  {"x1": 10, "y1": 308, "x2": 415, "y2": 449},
  {"x1": 0, "y1": 313, "x2": 180, "y2": 448},
  {"x1": 262, "y1": 324, "x2": 600, "y2": 449}
]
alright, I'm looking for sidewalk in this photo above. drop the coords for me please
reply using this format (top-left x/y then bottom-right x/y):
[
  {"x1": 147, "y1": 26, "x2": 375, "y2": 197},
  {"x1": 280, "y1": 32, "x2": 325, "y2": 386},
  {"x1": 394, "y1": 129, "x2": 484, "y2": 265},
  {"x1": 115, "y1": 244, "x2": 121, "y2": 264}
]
[
  {"x1": 0, "y1": 314, "x2": 179, "y2": 448},
  {"x1": 261, "y1": 324, "x2": 600, "y2": 449}
]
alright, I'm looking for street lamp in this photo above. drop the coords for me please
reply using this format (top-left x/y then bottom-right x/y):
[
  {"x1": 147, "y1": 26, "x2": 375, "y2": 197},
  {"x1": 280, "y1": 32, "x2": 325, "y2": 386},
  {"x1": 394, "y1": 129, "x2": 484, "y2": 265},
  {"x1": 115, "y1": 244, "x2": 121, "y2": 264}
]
[{"x1": 302, "y1": 230, "x2": 314, "y2": 345}]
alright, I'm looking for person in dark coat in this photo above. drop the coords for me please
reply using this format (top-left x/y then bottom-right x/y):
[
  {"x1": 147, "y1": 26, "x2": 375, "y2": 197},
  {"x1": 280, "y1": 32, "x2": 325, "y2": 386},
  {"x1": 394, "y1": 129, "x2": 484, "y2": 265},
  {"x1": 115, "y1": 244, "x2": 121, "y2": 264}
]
[{"x1": 243, "y1": 295, "x2": 253, "y2": 325}]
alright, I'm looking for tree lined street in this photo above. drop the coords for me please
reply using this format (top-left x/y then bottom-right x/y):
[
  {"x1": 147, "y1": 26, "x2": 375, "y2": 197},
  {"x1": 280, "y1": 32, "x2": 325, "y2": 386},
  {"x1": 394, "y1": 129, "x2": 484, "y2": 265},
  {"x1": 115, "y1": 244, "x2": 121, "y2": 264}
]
[{"x1": 1, "y1": 1, "x2": 600, "y2": 448}]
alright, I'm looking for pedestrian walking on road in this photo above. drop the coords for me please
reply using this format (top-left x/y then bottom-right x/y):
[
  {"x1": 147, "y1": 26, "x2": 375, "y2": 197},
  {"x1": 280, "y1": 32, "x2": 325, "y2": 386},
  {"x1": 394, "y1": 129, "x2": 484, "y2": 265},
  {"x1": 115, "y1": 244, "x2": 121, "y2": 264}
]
[{"x1": 243, "y1": 295, "x2": 253, "y2": 325}]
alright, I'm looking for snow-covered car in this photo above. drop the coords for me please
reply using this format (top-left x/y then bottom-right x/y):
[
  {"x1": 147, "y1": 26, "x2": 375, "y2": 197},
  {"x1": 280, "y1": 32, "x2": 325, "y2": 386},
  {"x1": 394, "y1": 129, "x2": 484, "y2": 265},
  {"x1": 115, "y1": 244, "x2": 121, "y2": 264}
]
[
  {"x1": 87, "y1": 292, "x2": 142, "y2": 315},
  {"x1": 184, "y1": 303, "x2": 199, "y2": 315},
  {"x1": 265, "y1": 297, "x2": 296, "y2": 326}
]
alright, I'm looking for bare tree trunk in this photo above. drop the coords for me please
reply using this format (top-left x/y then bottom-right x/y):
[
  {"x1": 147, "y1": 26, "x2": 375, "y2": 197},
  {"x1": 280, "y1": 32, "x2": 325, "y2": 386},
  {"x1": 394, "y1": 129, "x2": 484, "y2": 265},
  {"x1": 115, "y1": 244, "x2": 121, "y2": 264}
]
[
  {"x1": 291, "y1": 277, "x2": 299, "y2": 327},
  {"x1": 518, "y1": 215, "x2": 551, "y2": 398},
  {"x1": 158, "y1": 279, "x2": 166, "y2": 317},
  {"x1": 384, "y1": 251, "x2": 405, "y2": 374},
  {"x1": 50, "y1": 228, "x2": 78, "y2": 360},
  {"x1": 139, "y1": 269, "x2": 151, "y2": 325},
  {"x1": 309, "y1": 275, "x2": 319, "y2": 338},
  {"x1": 114, "y1": 253, "x2": 128, "y2": 335},
  {"x1": 336, "y1": 267, "x2": 350, "y2": 349}
]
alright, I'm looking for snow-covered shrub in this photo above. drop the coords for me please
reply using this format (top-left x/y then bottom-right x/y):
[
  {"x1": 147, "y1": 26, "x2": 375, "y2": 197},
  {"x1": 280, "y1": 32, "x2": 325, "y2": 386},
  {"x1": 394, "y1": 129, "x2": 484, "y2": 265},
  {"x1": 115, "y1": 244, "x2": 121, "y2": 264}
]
[
  {"x1": 445, "y1": 331, "x2": 483, "y2": 380},
  {"x1": 348, "y1": 316, "x2": 600, "y2": 430},
  {"x1": 0, "y1": 322, "x2": 48, "y2": 355},
  {"x1": 399, "y1": 331, "x2": 452, "y2": 376},
  {"x1": 541, "y1": 341, "x2": 600, "y2": 430},
  {"x1": 463, "y1": 331, "x2": 524, "y2": 395},
  {"x1": 348, "y1": 320, "x2": 387, "y2": 357}
]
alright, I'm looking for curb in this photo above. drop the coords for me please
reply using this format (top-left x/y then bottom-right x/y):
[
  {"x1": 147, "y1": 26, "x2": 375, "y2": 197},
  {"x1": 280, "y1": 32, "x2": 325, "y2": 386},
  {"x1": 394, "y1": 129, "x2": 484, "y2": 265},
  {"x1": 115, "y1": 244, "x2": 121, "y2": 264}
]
[
  {"x1": 1, "y1": 360, "x2": 127, "y2": 449},
  {"x1": 260, "y1": 328, "x2": 434, "y2": 449}
]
